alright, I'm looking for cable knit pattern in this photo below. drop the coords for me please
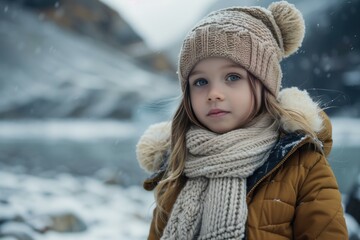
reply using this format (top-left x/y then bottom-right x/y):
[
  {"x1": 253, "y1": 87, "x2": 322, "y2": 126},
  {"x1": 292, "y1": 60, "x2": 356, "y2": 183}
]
[
  {"x1": 178, "y1": 1, "x2": 305, "y2": 97},
  {"x1": 161, "y1": 115, "x2": 279, "y2": 240}
]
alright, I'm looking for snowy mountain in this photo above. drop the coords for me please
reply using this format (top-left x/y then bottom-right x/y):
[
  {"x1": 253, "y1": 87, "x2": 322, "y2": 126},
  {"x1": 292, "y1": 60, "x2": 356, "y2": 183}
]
[{"x1": 0, "y1": 1, "x2": 178, "y2": 120}]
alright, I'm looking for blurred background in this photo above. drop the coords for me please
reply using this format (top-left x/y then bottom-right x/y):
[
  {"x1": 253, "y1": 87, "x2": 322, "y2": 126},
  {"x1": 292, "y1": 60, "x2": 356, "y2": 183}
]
[{"x1": 0, "y1": 0, "x2": 359, "y2": 239}]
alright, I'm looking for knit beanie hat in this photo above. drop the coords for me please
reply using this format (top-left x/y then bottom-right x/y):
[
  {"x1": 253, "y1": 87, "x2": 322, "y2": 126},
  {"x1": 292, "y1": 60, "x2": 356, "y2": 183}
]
[{"x1": 178, "y1": 1, "x2": 305, "y2": 96}]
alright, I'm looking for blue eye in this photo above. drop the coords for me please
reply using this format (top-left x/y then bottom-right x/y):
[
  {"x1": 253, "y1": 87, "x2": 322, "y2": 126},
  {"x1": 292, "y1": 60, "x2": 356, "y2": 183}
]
[
  {"x1": 226, "y1": 74, "x2": 241, "y2": 82},
  {"x1": 194, "y1": 78, "x2": 208, "y2": 86}
]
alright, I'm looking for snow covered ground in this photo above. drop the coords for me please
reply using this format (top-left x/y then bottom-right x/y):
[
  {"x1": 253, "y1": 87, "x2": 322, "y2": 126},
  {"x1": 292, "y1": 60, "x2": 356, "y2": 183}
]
[
  {"x1": 0, "y1": 163, "x2": 358, "y2": 239},
  {"x1": 0, "y1": 169, "x2": 154, "y2": 240}
]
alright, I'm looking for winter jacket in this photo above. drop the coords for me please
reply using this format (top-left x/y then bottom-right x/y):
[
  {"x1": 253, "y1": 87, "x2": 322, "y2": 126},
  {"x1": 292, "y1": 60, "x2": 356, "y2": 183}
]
[{"x1": 137, "y1": 89, "x2": 348, "y2": 240}]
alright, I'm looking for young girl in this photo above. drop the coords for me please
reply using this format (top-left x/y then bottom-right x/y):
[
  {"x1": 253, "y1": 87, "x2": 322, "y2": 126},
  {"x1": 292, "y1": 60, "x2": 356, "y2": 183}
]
[{"x1": 137, "y1": 1, "x2": 348, "y2": 239}]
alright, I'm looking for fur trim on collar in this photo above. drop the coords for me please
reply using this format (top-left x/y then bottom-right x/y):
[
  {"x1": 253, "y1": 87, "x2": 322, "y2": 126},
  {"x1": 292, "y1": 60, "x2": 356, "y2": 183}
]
[
  {"x1": 278, "y1": 87, "x2": 323, "y2": 133},
  {"x1": 136, "y1": 87, "x2": 325, "y2": 173},
  {"x1": 136, "y1": 121, "x2": 171, "y2": 173}
]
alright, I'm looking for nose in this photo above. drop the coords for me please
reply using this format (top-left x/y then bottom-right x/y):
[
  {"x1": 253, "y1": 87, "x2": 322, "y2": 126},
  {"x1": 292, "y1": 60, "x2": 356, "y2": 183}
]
[{"x1": 207, "y1": 85, "x2": 225, "y2": 102}]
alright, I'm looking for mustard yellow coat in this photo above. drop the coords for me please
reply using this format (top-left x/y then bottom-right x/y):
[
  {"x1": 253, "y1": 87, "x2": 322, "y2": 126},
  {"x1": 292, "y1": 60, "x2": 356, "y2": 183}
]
[{"x1": 137, "y1": 90, "x2": 348, "y2": 240}]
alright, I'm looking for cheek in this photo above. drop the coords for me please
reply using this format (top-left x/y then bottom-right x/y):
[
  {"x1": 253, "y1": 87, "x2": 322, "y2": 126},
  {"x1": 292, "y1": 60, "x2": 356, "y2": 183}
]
[
  {"x1": 237, "y1": 87, "x2": 252, "y2": 103},
  {"x1": 243, "y1": 95, "x2": 254, "y2": 113},
  {"x1": 236, "y1": 88, "x2": 255, "y2": 114},
  {"x1": 190, "y1": 91, "x2": 201, "y2": 115}
]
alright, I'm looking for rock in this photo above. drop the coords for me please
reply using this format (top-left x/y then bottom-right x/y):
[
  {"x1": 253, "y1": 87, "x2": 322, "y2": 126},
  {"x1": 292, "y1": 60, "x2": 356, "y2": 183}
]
[
  {"x1": 0, "y1": 1, "x2": 177, "y2": 120},
  {"x1": 47, "y1": 212, "x2": 87, "y2": 233},
  {"x1": 0, "y1": 204, "x2": 18, "y2": 226},
  {"x1": 0, "y1": 222, "x2": 35, "y2": 240},
  {"x1": 43, "y1": 0, "x2": 143, "y2": 49},
  {"x1": 24, "y1": 215, "x2": 52, "y2": 233},
  {"x1": 22, "y1": 212, "x2": 87, "y2": 233},
  {"x1": 346, "y1": 213, "x2": 360, "y2": 240},
  {"x1": 0, "y1": 236, "x2": 18, "y2": 240},
  {"x1": 0, "y1": 233, "x2": 34, "y2": 240},
  {"x1": 40, "y1": 0, "x2": 175, "y2": 72},
  {"x1": 2, "y1": 0, "x2": 58, "y2": 9},
  {"x1": 346, "y1": 175, "x2": 360, "y2": 224},
  {"x1": 350, "y1": 234, "x2": 360, "y2": 240}
]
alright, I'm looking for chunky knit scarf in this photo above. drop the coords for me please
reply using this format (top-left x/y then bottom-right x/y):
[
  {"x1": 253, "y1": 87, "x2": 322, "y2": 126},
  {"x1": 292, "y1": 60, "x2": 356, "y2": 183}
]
[{"x1": 161, "y1": 115, "x2": 279, "y2": 240}]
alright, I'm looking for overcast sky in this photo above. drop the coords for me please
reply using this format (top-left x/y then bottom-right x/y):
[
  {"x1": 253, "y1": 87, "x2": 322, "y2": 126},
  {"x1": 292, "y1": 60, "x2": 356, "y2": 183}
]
[
  {"x1": 99, "y1": 0, "x2": 340, "y2": 52},
  {"x1": 100, "y1": 0, "x2": 215, "y2": 50}
]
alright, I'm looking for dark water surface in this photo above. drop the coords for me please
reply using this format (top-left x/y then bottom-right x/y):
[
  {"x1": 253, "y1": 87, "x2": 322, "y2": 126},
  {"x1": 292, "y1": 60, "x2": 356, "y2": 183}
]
[{"x1": 0, "y1": 135, "x2": 358, "y2": 193}]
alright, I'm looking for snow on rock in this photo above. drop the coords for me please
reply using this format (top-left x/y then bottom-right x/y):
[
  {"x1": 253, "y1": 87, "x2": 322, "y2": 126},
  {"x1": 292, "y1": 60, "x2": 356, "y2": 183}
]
[
  {"x1": 346, "y1": 213, "x2": 360, "y2": 240},
  {"x1": 0, "y1": 170, "x2": 154, "y2": 240}
]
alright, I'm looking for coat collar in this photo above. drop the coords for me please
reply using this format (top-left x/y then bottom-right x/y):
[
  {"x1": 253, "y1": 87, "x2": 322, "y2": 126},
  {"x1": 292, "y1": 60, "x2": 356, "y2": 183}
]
[{"x1": 246, "y1": 132, "x2": 308, "y2": 194}]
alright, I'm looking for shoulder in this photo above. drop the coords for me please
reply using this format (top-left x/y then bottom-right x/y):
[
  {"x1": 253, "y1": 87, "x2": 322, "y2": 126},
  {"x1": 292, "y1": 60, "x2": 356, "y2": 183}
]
[
  {"x1": 285, "y1": 143, "x2": 326, "y2": 171},
  {"x1": 247, "y1": 132, "x2": 323, "y2": 192},
  {"x1": 272, "y1": 136, "x2": 340, "y2": 204},
  {"x1": 253, "y1": 137, "x2": 347, "y2": 239},
  {"x1": 275, "y1": 131, "x2": 328, "y2": 177},
  {"x1": 280, "y1": 142, "x2": 328, "y2": 189}
]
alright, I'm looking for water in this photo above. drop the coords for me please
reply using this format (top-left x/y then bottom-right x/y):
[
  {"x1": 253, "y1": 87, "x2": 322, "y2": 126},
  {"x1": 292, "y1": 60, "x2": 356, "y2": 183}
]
[
  {"x1": 329, "y1": 146, "x2": 360, "y2": 193},
  {"x1": 0, "y1": 120, "x2": 359, "y2": 194}
]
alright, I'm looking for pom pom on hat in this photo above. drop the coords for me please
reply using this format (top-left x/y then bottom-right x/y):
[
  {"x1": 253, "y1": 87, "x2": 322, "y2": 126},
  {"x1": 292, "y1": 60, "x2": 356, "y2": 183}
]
[{"x1": 269, "y1": 1, "x2": 305, "y2": 57}]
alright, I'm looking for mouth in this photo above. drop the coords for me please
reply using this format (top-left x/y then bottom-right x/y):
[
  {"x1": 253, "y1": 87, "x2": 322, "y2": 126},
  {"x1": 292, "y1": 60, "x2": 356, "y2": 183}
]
[{"x1": 207, "y1": 109, "x2": 230, "y2": 117}]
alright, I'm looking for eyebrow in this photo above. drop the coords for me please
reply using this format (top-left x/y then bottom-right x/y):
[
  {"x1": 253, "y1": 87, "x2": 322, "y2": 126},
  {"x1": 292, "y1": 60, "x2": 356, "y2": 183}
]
[
  {"x1": 188, "y1": 70, "x2": 202, "y2": 77},
  {"x1": 189, "y1": 63, "x2": 245, "y2": 78},
  {"x1": 222, "y1": 63, "x2": 241, "y2": 69}
]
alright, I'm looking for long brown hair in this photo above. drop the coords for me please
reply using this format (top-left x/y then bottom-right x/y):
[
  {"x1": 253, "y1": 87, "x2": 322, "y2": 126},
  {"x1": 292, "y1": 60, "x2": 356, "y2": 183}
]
[{"x1": 153, "y1": 72, "x2": 318, "y2": 234}]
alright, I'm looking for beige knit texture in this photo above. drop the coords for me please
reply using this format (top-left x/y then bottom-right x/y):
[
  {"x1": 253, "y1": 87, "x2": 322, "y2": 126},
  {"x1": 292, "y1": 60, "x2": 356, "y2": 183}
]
[
  {"x1": 161, "y1": 115, "x2": 279, "y2": 240},
  {"x1": 178, "y1": 1, "x2": 305, "y2": 96},
  {"x1": 136, "y1": 121, "x2": 171, "y2": 173},
  {"x1": 269, "y1": 1, "x2": 305, "y2": 57}
]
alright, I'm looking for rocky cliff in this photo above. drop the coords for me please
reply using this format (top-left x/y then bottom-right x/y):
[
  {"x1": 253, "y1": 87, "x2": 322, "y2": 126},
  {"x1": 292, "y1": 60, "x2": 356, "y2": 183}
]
[{"x1": 0, "y1": 0, "x2": 177, "y2": 120}]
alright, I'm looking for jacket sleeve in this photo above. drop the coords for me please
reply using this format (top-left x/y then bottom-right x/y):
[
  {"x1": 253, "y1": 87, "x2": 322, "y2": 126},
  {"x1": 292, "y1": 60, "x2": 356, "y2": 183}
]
[{"x1": 293, "y1": 151, "x2": 348, "y2": 240}]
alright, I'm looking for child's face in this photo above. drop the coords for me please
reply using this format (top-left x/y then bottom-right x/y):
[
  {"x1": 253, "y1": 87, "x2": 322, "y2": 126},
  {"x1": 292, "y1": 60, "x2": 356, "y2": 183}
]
[{"x1": 188, "y1": 57, "x2": 259, "y2": 134}]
